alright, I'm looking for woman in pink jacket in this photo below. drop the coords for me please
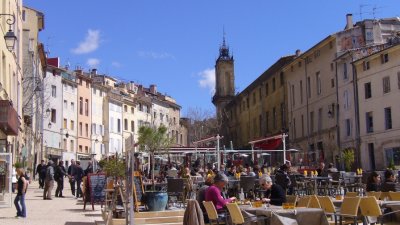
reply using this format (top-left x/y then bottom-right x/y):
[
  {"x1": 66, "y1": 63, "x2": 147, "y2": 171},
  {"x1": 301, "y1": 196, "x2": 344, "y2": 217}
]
[{"x1": 205, "y1": 173, "x2": 236, "y2": 212}]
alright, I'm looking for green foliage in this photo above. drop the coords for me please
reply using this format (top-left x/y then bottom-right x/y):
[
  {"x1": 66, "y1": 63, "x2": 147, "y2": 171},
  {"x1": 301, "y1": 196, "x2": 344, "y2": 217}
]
[
  {"x1": 13, "y1": 162, "x2": 23, "y2": 169},
  {"x1": 137, "y1": 125, "x2": 173, "y2": 154},
  {"x1": 103, "y1": 158, "x2": 126, "y2": 178},
  {"x1": 388, "y1": 158, "x2": 396, "y2": 170},
  {"x1": 343, "y1": 148, "x2": 355, "y2": 172}
]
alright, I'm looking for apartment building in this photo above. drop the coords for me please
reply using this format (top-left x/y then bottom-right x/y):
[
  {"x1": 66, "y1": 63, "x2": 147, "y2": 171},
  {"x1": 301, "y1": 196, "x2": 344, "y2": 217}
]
[
  {"x1": 91, "y1": 74, "x2": 106, "y2": 161},
  {"x1": 76, "y1": 70, "x2": 92, "y2": 160}
]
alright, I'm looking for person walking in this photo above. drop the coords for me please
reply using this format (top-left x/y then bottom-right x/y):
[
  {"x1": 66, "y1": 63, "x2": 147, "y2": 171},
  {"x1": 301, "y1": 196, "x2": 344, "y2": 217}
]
[
  {"x1": 43, "y1": 160, "x2": 55, "y2": 200},
  {"x1": 36, "y1": 160, "x2": 46, "y2": 189},
  {"x1": 72, "y1": 161, "x2": 84, "y2": 198},
  {"x1": 55, "y1": 161, "x2": 67, "y2": 198},
  {"x1": 84, "y1": 161, "x2": 93, "y2": 176},
  {"x1": 67, "y1": 159, "x2": 76, "y2": 196},
  {"x1": 14, "y1": 168, "x2": 28, "y2": 218}
]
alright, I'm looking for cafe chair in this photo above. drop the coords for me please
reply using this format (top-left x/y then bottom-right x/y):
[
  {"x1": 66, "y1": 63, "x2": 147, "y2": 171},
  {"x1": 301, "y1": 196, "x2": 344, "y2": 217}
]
[
  {"x1": 203, "y1": 201, "x2": 226, "y2": 225},
  {"x1": 296, "y1": 195, "x2": 310, "y2": 208},
  {"x1": 345, "y1": 192, "x2": 357, "y2": 197},
  {"x1": 226, "y1": 203, "x2": 265, "y2": 225},
  {"x1": 307, "y1": 195, "x2": 321, "y2": 208},
  {"x1": 388, "y1": 191, "x2": 400, "y2": 201},
  {"x1": 366, "y1": 191, "x2": 382, "y2": 200},
  {"x1": 318, "y1": 196, "x2": 337, "y2": 225},
  {"x1": 359, "y1": 196, "x2": 400, "y2": 225},
  {"x1": 334, "y1": 197, "x2": 361, "y2": 225},
  {"x1": 380, "y1": 192, "x2": 390, "y2": 201},
  {"x1": 286, "y1": 195, "x2": 298, "y2": 205}
]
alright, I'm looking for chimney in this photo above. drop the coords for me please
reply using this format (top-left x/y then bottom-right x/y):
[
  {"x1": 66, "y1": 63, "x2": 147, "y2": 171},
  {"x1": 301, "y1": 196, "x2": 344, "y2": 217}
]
[
  {"x1": 91, "y1": 68, "x2": 97, "y2": 75},
  {"x1": 295, "y1": 49, "x2": 301, "y2": 57},
  {"x1": 150, "y1": 84, "x2": 157, "y2": 94},
  {"x1": 346, "y1": 14, "x2": 353, "y2": 29}
]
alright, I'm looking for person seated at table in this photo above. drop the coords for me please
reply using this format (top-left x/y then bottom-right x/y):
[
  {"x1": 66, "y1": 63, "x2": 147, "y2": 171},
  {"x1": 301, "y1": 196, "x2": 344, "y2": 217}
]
[
  {"x1": 259, "y1": 174, "x2": 286, "y2": 206},
  {"x1": 197, "y1": 176, "x2": 213, "y2": 222},
  {"x1": 275, "y1": 164, "x2": 291, "y2": 192},
  {"x1": 227, "y1": 165, "x2": 236, "y2": 177},
  {"x1": 317, "y1": 162, "x2": 329, "y2": 177},
  {"x1": 327, "y1": 163, "x2": 338, "y2": 173},
  {"x1": 366, "y1": 171, "x2": 382, "y2": 192},
  {"x1": 205, "y1": 173, "x2": 236, "y2": 212},
  {"x1": 381, "y1": 169, "x2": 400, "y2": 192}
]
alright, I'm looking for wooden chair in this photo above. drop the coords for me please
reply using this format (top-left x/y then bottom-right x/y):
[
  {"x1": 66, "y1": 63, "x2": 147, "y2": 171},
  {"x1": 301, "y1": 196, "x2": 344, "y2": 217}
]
[
  {"x1": 318, "y1": 196, "x2": 337, "y2": 225},
  {"x1": 226, "y1": 203, "x2": 264, "y2": 225},
  {"x1": 307, "y1": 195, "x2": 321, "y2": 208},
  {"x1": 360, "y1": 196, "x2": 400, "y2": 224},
  {"x1": 335, "y1": 197, "x2": 361, "y2": 225},
  {"x1": 366, "y1": 191, "x2": 382, "y2": 200},
  {"x1": 297, "y1": 196, "x2": 310, "y2": 208},
  {"x1": 286, "y1": 195, "x2": 298, "y2": 205},
  {"x1": 380, "y1": 192, "x2": 390, "y2": 201},
  {"x1": 203, "y1": 201, "x2": 225, "y2": 225},
  {"x1": 388, "y1": 191, "x2": 400, "y2": 201},
  {"x1": 345, "y1": 192, "x2": 357, "y2": 197}
]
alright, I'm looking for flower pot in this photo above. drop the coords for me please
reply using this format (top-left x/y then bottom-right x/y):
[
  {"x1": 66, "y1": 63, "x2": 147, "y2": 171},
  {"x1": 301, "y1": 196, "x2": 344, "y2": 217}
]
[{"x1": 146, "y1": 191, "x2": 168, "y2": 211}]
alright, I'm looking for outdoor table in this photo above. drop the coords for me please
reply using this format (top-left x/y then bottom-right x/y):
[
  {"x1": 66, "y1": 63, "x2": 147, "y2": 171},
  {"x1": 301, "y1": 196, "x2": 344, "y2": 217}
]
[
  {"x1": 240, "y1": 204, "x2": 329, "y2": 225},
  {"x1": 304, "y1": 176, "x2": 330, "y2": 195}
]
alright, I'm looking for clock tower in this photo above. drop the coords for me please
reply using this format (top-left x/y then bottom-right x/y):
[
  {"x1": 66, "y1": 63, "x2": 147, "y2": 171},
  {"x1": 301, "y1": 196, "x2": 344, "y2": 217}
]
[{"x1": 212, "y1": 35, "x2": 235, "y2": 121}]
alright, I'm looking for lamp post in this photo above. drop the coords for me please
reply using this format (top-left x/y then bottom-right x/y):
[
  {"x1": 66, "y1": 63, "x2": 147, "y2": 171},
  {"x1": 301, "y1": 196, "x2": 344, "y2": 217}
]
[{"x1": 0, "y1": 14, "x2": 17, "y2": 51}]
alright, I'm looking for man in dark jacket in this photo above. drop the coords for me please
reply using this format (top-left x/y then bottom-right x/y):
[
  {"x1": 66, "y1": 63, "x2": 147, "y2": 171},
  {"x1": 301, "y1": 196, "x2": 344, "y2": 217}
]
[
  {"x1": 84, "y1": 161, "x2": 93, "y2": 176},
  {"x1": 67, "y1": 159, "x2": 76, "y2": 196},
  {"x1": 275, "y1": 164, "x2": 291, "y2": 193},
  {"x1": 259, "y1": 174, "x2": 286, "y2": 206},
  {"x1": 36, "y1": 160, "x2": 46, "y2": 189},
  {"x1": 381, "y1": 169, "x2": 400, "y2": 192},
  {"x1": 72, "y1": 161, "x2": 84, "y2": 198},
  {"x1": 55, "y1": 161, "x2": 67, "y2": 197}
]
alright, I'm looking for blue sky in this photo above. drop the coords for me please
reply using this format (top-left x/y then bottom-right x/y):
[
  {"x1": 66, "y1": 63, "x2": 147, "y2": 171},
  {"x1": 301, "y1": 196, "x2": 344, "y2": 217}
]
[{"x1": 24, "y1": 0, "x2": 400, "y2": 115}]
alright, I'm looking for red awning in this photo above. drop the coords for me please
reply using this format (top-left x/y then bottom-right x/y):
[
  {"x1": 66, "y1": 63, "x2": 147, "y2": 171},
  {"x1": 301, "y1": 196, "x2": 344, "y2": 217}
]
[{"x1": 254, "y1": 138, "x2": 282, "y2": 150}]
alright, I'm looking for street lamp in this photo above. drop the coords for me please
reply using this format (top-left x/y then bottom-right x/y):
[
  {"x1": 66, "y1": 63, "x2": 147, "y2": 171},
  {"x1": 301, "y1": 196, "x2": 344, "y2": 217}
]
[{"x1": 0, "y1": 14, "x2": 17, "y2": 51}]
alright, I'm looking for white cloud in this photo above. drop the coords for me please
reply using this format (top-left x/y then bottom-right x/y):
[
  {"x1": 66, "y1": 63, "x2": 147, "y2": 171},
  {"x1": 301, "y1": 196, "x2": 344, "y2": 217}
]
[
  {"x1": 111, "y1": 61, "x2": 122, "y2": 68},
  {"x1": 198, "y1": 68, "x2": 215, "y2": 95},
  {"x1": 87, "y1": 58, "x2": 100, "y2": 67},
  {"x1": 71, "y1": 29, "x2": 100, "y2": 54},
  {"x1": 137, "y1": 51, "x2": 175, "y2": 60}
]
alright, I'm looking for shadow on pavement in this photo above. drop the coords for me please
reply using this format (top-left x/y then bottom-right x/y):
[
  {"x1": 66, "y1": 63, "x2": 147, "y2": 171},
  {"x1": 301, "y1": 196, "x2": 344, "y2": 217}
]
[
  {"x1": 64, "y1": 208, "x2": 87, "y2": 212},
  {"x1": 85, "y1": 213, "x2": 102, "y2": 217},
  {"x1": 65, "y1": 222, "x2": 95, "y2": 225}
]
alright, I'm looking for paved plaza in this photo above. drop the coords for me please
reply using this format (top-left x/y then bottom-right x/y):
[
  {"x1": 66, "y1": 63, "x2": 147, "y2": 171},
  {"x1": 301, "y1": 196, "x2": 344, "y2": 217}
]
[{"x1": 0, "y1": 179, "x2": 103, "y2": 225}]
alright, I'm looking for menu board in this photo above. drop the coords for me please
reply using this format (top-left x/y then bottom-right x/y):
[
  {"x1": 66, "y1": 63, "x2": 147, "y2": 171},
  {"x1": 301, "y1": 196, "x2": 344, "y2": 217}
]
[
  {"x1": 132, "y1": 171, "x2": 144, "y2": 211},
  {"x1": 88, "y1": 173, "x2": 107, "y2": 204}
]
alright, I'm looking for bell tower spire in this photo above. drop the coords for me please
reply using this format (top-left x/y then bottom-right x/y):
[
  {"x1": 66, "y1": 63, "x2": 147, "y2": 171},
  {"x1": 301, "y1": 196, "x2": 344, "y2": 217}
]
[{"x1": 213, "y1": 29, "x2": 235, "y2": 121}]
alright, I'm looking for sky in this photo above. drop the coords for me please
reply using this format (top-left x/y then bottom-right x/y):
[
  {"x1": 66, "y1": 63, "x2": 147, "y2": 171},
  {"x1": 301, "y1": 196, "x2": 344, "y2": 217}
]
[{"x1": 24, "y1": 0, "x2": 400, "y2": 116}]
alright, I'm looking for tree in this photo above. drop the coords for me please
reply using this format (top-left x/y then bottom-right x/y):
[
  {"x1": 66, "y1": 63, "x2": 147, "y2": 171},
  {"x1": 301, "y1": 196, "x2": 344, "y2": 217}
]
[
  {"x1": 137, "y1": 125, "x2": 173, "y2": 191},
  {"x1": 185, "y1": 107, "x2": 219, "y2": 146},
  {"x1": 343, "y1": 148, "x2": 355, "y2": 172}
]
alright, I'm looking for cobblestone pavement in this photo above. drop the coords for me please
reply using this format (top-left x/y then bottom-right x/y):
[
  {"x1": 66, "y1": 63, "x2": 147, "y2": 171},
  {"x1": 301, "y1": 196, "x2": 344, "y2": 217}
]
[{"x1": 0, "y1": 179, "x2": 103, "y2": 225}]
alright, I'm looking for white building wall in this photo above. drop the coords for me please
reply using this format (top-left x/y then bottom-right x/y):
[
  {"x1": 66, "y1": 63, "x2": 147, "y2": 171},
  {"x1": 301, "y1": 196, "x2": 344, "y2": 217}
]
[
  {"x1": 91, "y1": 86, "x2": 105, "y2": 160},
  {"x1": 108, "y1": 101, "x2": 123, "y2": 155}
]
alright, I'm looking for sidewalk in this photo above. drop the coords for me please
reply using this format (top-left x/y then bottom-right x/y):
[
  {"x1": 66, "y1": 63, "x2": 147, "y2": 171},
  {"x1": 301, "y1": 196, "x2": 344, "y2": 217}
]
[{"x1": 0, "y1": 179, "x2": 103, "y2": 225}]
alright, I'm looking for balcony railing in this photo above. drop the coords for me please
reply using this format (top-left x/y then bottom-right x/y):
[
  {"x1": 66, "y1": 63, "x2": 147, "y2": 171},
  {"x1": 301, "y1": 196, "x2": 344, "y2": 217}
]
[{"x1": 0, "y1": 100, "x2": 19, "y2": 135}]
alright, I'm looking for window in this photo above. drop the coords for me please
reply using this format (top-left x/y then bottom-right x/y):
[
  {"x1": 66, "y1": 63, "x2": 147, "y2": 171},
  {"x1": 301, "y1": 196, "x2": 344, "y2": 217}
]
[
  {"x1": 298, "y1": 61, "x2": 302, "y2": 68},
  {"x1": 300, "y1": 80, "x2": 303, "y2": 104},
  {"x1": 79, "y1": 145, "x2": 82, "y2": 152},
  {"x1": 131, "y1": 121, "x2": 134, "y2": 132},
  {"x1": 85, "y1": 99, "x2": 89, "y2": 116},
  {"x1": 70, "y1": 120, "x2": 74, "y2": 130},
  {"x1": 259, "y1": 87, "x2": 262, "y2": 100},
  {"x1": 253, "y1": 92, "x2": 256, "y2": 105},
  {"x1": 124, "y1": 105, "x2": 127, "y2": 112},
  {"x1": 307, "y1": 77, "x2": 311, "y2": 98},
  {"x1": 131, "y1": 107, "x2": 134, "y2": 114},
  {"x1": 71, "y1": 102, "x2": 74, "y2": 111},
  {"x1": 64, "y1": 100, "x2": 67, "y2": 108},
  {"x1": 265, "y1": 83, "x2": 269, "y2": 96},
  {"x1": 343, "y1": 63, "x2": 348, "y2": 80},
  {"x1": 63, "y1": 139, "x2": 67, "y2": 150},
  {"x1": 343, "y1": 90, "x2": 349, "y2": 110},
  {"x1": 363, "y1": 61, "x2": 370, "y2": 71},
  {"x1": 85, "y1": 123, "x2": 89, "y2": 137},
  {"x1": 79, "y1": 97, "x2": 83, "y2": 115},
  {"x1": 366, "y1": 112, "x2": 373, "y2": 133},
  {"x1": 345, "y1": 119, "x2": 351, "y2": 137},
  {"x1": 318, "y1": 108, "x2": 322, "y2": 132},
  {"x1": 331, "y1": 78, "x2": 335, "y2": 88},
  {"x1": 124, "y1": 119, "x2": 128, "y2": 130},
  {"x1": 51, "y1": 109, "x2": 56, "y2": 123},
  {"x1": 51, "y1": 85, "x2": 56, "y2": 97},
  {"x1": 272, "y1": 78, "x2": 276, "y2": 92},
  {"x1": 385, "y1": 107, "x2": 392, "y2": 130},
  {"x1": 330, "y1": 63, "x2": 334, "y2": 71},
  {"x1": 381, "y1": 53, "x2": 389, "y2": 64},
  {"x1": 291, "y1": 85, "x2": 295, "y2": 106},
  {"x1": 70, "y1": 140, "x2": 74, "y2": 152},
  {"x1": 383, "y1": 76, "x2": 390, "y2": 94},
  {"x1": 93, "y1": 88, "x2": 97, "y2": 95},
  {"x1": 79, "y1": 122, "x2": 82, "y2": 136},
  {"x1": 265, "y1": 111, "x2": 269, "y2": 132},
  {"x1": 272, "y1": 107, "x2": 277, "y2": 129},
  {"x1": 110, "y1": 117, "x2": 114, "y2": 132},
  {"x1": 301, "y1": 114, "x2": 304, "y2": 137},
  {"x1": 117, "y1": 119, "x2": 121, "y2": 132},
  {"x1": 63, "y1": 118, "x2": 67, "y2": 129},
  {"x1": 365, "y1": 82, "x2": 372, "y2": 99},
  {"x1": 316, "y1": 72, "x2": 321, "y2": 95},
  {"x1": 173, "y1": 117, "x2": 176, "y2": 125},
  {"x1": 280, "y1": 72, "x2": 284, "y2": 86},
  {"x1": 293, "y1": 118, "x2": 296, "y2": 139},
  {"x1": 85, "y1": 146, "x2": 89, "y2": 153},
  {"x1": 310, "y1": 111, "x2": 314, "y2": 133},
  {"x1": 280, "y1": 103, "x2": 285, "y2": 128}
]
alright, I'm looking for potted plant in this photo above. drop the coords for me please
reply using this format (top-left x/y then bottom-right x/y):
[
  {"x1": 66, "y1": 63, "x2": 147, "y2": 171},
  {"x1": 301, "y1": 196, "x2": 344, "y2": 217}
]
[
  {"x1": 342, "y1": 148, "x2": 355, "y2": 172},
  {"x1": 138, "y1": 125, "x2": 173, "y2": 211}
]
